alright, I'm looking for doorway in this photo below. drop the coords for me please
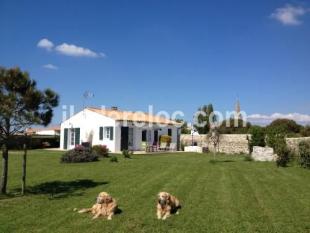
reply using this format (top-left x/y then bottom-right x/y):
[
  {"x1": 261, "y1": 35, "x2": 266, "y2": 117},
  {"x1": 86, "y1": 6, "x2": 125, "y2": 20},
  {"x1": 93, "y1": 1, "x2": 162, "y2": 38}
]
[
  {"x1": 154, "y1": 130, "x2": 159, "y2": 145},
  {"x1": 121, "y1": 127, "x2": 129, "y2": 151}
]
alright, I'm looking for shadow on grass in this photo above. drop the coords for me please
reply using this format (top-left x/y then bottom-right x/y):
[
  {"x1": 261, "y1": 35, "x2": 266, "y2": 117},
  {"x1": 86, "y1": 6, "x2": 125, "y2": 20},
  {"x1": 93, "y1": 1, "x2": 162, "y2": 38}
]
[
  {"x1": 209, "y1": 159, "x2": 235, "y2": 164},
  {"x1": 26, "y1": 179, "x2": 108, "y2": 199}
]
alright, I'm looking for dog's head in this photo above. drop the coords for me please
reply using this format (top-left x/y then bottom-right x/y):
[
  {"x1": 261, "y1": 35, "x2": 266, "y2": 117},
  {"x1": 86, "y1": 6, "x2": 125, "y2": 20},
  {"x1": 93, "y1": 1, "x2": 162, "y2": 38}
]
[
  {"x1": 158, "y1": 192, "x2": 171, "y2": 206},
  {"x1": 96, "y1": 192, "x2": 113, "y2": 204}
]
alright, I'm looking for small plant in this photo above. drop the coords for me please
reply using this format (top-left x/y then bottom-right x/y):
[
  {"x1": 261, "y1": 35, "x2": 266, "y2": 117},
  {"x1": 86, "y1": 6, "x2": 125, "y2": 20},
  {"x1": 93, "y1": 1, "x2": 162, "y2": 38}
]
[
  {"x1": 122, "y1": 150, "x2": 133, "y2": 159},
  {"x1": 61, "y1": 145, "x2": 98, "y2": 163},
  {"x1": 92, "y1": 145, "x2": 109, "y2": 158},
  {"x1": 110, "y1": 155, "x2": 118, "y2": 163},
  {"x1": 299, "y1": 141, "x2": 310, "y2": 169}
]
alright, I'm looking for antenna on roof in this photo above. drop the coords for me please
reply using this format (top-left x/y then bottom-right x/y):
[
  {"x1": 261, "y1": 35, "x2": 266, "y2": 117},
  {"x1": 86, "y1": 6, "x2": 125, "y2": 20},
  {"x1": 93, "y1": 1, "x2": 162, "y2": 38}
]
[
  {"x1": 83, "y1": 91, "x2": 95, "y2": 109},
  {"x1": 83, "y1": 91, "x2": 95, "y2": 118}
]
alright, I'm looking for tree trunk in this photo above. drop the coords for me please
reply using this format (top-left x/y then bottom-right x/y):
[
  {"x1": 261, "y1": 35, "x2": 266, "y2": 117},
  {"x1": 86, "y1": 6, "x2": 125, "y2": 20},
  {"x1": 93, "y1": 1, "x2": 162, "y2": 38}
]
[
  {"x1": 0, "y1": 144, "x2": 9, "y2": 194},
  {"x1": 21, "y1": 143, "x2": 27, "y2": 195}
]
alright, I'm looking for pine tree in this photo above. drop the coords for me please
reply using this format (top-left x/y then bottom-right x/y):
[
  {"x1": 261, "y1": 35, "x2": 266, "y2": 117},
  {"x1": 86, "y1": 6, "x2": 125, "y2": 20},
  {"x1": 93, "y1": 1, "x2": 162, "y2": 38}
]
[{"x1": 0, "y1": 67, "x2": 59, "y2": 194}]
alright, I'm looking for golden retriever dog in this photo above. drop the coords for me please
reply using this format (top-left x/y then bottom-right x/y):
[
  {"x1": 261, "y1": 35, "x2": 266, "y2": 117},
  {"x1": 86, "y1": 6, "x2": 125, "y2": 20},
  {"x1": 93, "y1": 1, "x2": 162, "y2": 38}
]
[
  {"x1": 157, "y1": 192, "x2": 181, "y2": 220},
  {"x1": 77, "y1": 192, "x2": 118, "y2": 220}
]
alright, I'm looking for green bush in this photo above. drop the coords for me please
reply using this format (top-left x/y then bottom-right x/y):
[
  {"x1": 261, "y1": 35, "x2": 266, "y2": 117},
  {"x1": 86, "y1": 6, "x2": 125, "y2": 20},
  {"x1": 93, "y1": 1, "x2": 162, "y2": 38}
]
[
  {"x1": 274, "y1": 137, "x2": 290, "y2": 167},
  {"x1": 160, "y1": 135, "x2": 172, "y2": 144},
  {"x1": 299, "y1": 141, "x2": 310, "y2": 169},
  {"x1": 249, "y1": 126, "x2": 266, "y2": 152},
  {"x1": 61, "y1": 146, "x2": 98, "y2": 163},
  {"x1": 266, "y1": 127, "x2": 285, "y2": 149},
  {"x1": 122, "y1": 150, "x2": 133, "y2": 159},
  {"x1": 110, "y1": 155, "x2": 118, "y2": 163},
  {"x1": 92, "y1": 145, "x2": 109, "y2": 158}
]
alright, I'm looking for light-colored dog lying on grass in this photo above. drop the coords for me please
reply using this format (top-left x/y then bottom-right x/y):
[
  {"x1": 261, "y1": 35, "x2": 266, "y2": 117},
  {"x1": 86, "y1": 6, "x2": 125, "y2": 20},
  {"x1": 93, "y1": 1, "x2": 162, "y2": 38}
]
[
  {"x1": 76, "y1": 192, "x2": 118, "y2": 220},
  {"x1": 157, "y1": 192, "x2": 181, "y2": 220}
]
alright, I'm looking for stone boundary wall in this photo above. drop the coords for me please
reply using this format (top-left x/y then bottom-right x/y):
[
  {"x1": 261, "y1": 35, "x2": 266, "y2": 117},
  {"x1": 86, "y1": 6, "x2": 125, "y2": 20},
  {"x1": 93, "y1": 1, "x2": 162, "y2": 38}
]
[
  {"x1": 180, "y1": 134, "x2": 250, "y2": 154},
  {"x1": 286, "y1": 137, "x2": 310, "y2": 154},
  {"x1": 181, "y1": 134, "x2": 310, "y2": 155}
]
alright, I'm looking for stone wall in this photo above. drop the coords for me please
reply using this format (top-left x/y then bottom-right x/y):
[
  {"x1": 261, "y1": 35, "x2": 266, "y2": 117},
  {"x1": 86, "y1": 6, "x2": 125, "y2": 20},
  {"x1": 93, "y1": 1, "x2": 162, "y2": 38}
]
[
  {"x1": 180, "y1": 134, "x2": 250, "y2": 154},
  {"x1": 181, "y1": 134, "x2": 310, "y2": 155},
  {"x1": 286, "y1": 137, "x2": 310, "y2": 154}
]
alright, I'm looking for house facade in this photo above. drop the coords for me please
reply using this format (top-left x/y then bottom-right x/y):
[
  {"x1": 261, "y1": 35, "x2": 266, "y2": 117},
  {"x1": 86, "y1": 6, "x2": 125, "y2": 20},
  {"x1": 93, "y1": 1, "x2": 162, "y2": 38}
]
[{"x1": 60, "y1": 107, "x2": 181, "y2": 152}]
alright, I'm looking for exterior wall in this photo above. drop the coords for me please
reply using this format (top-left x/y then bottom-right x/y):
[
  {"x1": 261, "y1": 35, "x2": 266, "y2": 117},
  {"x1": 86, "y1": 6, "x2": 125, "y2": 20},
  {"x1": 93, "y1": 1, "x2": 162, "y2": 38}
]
[
  {"x1": 60, "y1": 109, "x2": 116, "y2": 151},
  {"x1": 181, "y1": 134, "x2": 250, "y2": 154},
  {"x1": 286, "y1": 137, "x2": 310, "y2": 154}
]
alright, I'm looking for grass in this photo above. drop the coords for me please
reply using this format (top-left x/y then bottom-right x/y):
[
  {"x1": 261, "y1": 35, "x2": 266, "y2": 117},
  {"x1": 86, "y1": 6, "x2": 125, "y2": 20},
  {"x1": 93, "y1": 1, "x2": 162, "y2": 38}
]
[{"x1": 0, "y1": 150, "x2": 309, "y2": 233}]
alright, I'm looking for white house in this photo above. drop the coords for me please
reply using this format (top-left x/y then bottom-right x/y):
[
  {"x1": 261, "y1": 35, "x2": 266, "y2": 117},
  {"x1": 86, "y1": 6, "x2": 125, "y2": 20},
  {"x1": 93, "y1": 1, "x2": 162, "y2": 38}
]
[{"x1": 60, "y1": 107, "x2": 181, "y2": 152}]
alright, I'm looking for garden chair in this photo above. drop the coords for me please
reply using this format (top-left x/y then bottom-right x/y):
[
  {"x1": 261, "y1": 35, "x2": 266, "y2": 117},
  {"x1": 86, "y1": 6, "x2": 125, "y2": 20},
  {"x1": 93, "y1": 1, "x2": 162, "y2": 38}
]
[
  {"x1": 159, "y1": 142, "x2": 167, "y2": 151},
  {"x1": 169, "y1": 143, "x2": 177, "y2": 151},
  {"x1": 141, "y1": 142, "x2": 147, "y2": 151}
]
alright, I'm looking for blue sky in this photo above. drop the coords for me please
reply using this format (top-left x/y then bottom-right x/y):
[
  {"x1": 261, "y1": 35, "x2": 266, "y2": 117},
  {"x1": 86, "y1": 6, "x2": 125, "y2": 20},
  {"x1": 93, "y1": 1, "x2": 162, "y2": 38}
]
[{"x1": 0, "y1": 0, "x2": 310, "y2": 125}]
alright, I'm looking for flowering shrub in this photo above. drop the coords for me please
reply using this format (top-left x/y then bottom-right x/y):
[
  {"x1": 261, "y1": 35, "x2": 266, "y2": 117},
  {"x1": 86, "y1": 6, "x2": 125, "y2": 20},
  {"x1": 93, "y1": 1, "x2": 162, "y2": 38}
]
[
  {"x1": 160, "y1": 135, "x2": 172, "y2": 145},
  {"x1": 61, "y1": 145, "x2": 98, "y2": 163},
  {"x1": 92, "y1": 145, "x2": 109, "y2": 158}
]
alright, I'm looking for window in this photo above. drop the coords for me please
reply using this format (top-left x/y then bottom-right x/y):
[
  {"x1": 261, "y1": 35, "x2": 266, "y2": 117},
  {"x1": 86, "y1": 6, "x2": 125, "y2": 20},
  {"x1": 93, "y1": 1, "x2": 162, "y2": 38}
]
[
  {"x1": 128, "y1": 128, "x2": 134, "y2": 147},
  {"x1": 142, "y1": 130, "x2": 147, "y2": 142},
  {"x1": 104, "y1": 127, "x2": 114, "y2": 140},
  {"x1": 168, "y1": 129, "x2": 172, "y2": 136}
]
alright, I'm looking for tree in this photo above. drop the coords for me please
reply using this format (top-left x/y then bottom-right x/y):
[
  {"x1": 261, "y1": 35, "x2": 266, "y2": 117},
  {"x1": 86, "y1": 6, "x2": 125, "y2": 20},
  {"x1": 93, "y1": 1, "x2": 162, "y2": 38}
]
[
  {"x1": 175, "y1": 119, "x2": 190, "y2": 134},
  {"x1": 267, "y1": 119, "x2": 301, "y2": 136},
  {"x1": 248, "y1": 126, "x2": 266, "y2": 152},
  {"x1": 207, "y1": 127, "x2": 220, "y2": 160},
  {"x1": 194, "y1": 104, "x2": 215, "y2": 134},
  {"x1": 0, "y1": 67, "x2": 59, "y2": 194},
  {"x1": 218, "y1": 118, "x2": 251, "y2": 134}
]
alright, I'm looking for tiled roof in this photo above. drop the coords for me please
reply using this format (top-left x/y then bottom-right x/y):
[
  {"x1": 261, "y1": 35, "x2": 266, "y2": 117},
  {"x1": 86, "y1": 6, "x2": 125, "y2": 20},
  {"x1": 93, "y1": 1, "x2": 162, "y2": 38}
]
[{"x1": 87, "y1": 107, "x2": 179, "y2": 125}]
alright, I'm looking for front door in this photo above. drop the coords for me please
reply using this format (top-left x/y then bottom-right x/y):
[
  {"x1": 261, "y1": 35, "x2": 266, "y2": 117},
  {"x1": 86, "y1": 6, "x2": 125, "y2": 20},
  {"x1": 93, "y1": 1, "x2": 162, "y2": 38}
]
[{"x1": 121, "y1": 127, "x2": 129, "y2": 151}]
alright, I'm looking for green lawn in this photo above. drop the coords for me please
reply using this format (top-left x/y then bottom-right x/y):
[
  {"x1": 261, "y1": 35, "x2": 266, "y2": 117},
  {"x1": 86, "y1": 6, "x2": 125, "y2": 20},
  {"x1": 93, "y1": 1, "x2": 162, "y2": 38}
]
[{"x1": 0, "y1": 150, "x2": 309, "y2": 233}]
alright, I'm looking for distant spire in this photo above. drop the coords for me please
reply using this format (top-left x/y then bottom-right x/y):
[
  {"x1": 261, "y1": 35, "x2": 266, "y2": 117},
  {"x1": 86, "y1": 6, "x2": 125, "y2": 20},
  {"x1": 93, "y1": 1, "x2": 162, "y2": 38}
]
[{"x1": 235, "y1": 99, "x2": 241, "y2": 113}]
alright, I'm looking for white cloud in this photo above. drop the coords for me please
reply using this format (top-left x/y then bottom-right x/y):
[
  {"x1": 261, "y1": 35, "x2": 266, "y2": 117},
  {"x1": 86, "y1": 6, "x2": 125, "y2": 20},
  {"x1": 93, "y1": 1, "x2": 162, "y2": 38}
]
[
  {"x1": 37, "y1": 38, "x2": 54, "y2": 51},
  {"x1": 271, "y1": 5, "x2": 308, "y2": 25},
  {"x1": 43, "y1": 64, "x2": 58, "y2": 70},
  {"x1": 55, "y1": 43, "x2": 105, "y2": 58},
  {"x1": 248, "y1": 113, "x2": 310, "y2": 125}
]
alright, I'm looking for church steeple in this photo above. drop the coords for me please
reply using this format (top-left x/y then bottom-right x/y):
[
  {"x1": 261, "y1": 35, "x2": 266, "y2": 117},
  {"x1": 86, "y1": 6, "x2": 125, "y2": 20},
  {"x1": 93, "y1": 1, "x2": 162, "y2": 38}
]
[{"x1": 235, "y1": 99, "x2": 241, "y2": 114}]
